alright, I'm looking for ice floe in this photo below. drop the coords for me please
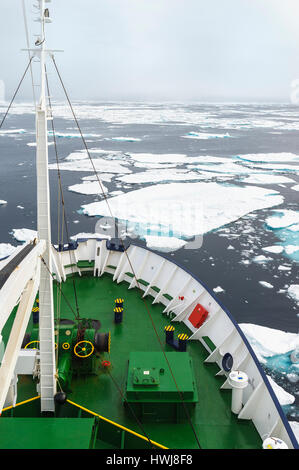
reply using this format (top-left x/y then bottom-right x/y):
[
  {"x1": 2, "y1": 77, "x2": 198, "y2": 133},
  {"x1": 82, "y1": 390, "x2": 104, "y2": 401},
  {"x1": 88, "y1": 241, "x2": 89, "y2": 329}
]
[
  {"x1": 290, "y1": 422, "x2": 299, "y2": 442},
  {"x1": 267, "y1": 375, "x2": 295, "y2": 406},
  {"x1": 0, "y1": 243, "x2": 16, "y2": 260},
  {"x1": 143, "y1": 235, "x2": 187, "y2": 252},
  {"x1": 241, "y1": 174, "x2": 295, "y2": 185},
  {"x1": 291, "y1": 185, "x2": 299, "y2": 192},
  {"x1": 48, "y1": 158, "x2": 131, "y2": 174},
  {"x1": 103, "y1": 136, "x2": 141, "y2": 142},
  {"x1": 259, "y1": 281, "x2": 274, "y2": 289},
  {"x1": 213, "y1": 286, "x2": 225, "y2": 293},
  {"x1": 278, "y1": 265, "x2": 292, "y2": 271},
  {"x1": 0, "y1": 128, "x2": 26, "y2": 135},
  {"x1": 81, "y1": 182, "x2": 284, "y2": 240},
  {"x1": 262, "y1": 245, "x2": 284, "y2": 254},
  {"x1": 68, "y1": 181, "x2": 108, "y2": 195},
  {"x1": 266, "y1": 210, "x2": 299, "y2": 230},
  {"x1": 117, "y1": 169, "x2": 204, "y2": 184},
  {"x1": 182, "y1": 132, "x2": 231, "y2": 140},
  {"x1": 240, "y1": 323, "x2": 299, "y2": 362},
  {"x1": 11, "y1": 228, "x2": 37, "y2": 242},
  {"x1": 253, "y1": 255, "x2": 273, "y2": 263},
  {"x1": 237, "y1": 153, "x2": 299, "y2": 163},
  {"x1": 287, "y1": 285, "x2": 299, "y2": 305}
]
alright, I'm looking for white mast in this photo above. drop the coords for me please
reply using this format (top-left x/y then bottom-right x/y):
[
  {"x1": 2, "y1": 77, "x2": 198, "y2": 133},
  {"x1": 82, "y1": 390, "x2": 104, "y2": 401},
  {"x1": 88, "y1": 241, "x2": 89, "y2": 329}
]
[{"x1": 35, "y1": 0, "x2": 56, "y2": 413}]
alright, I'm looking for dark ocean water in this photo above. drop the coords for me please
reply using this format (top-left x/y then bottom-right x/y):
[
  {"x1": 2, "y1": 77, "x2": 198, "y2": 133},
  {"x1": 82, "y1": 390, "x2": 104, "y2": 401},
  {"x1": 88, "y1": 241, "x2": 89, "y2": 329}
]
[{"x1": 0, "y1": 102, "x2": 298, "y2": 422}]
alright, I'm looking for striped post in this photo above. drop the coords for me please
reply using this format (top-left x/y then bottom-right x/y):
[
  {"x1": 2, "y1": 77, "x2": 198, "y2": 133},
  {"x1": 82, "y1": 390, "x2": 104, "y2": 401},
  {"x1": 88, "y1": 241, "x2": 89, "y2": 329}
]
[
  {"x1": 178, "y1": 333, "x2": 189, "y2": 352},
  {"x1": 164, "y1": 325, "x2": 175, "y2": 345}
]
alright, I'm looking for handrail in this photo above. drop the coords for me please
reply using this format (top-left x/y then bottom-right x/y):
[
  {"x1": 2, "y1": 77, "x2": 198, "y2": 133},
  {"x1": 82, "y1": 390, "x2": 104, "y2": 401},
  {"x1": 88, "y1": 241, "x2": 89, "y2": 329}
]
[{"x1": 66, "y1": 399, "x2": 168, "y2": 449}]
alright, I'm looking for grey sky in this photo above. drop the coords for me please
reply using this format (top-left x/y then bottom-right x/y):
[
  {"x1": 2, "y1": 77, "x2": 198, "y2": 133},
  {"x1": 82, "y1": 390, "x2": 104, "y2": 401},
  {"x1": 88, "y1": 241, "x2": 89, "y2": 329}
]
[{"x1": 1, "y1": 0, "x2": 299, "y2": 102}]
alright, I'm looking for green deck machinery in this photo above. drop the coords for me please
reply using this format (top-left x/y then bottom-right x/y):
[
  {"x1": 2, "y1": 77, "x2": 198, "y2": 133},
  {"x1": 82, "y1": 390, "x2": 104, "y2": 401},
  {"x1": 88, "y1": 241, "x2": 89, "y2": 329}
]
[{"x1": 23, "y1": 317, "x2": 111, "y2": 392}]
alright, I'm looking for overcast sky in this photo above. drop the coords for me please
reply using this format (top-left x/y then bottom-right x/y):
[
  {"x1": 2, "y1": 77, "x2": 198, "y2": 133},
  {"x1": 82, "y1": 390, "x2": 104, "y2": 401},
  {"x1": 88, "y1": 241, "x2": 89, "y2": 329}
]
[{"x1": 1, "y1": 0, "x2": 299, "y2": 102}]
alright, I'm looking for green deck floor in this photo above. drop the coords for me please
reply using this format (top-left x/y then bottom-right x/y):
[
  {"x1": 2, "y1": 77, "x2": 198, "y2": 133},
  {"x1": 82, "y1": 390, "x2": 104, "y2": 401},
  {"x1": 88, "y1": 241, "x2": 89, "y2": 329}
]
[{"x1": 1, "y1": 272, "x2": 262, "y2": 449}]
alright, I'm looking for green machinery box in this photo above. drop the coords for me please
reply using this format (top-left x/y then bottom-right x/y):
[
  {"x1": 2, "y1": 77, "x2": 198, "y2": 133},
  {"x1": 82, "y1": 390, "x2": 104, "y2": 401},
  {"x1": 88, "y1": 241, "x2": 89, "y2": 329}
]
[{"x1": 125, "y1": 351, "x2": 198, "y2": 423}]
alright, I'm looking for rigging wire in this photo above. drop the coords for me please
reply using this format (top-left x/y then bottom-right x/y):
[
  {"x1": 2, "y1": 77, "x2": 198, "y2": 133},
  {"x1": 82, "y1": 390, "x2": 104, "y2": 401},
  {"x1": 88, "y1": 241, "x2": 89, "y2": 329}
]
[
  {"x1": 44, "y1": 64, "x2": 81, "y2": 324},
  {"x1": 40, "y1": 255, "x2": 81, "y2": 321},
  {"x1": 0, "y1": 57, "x2": 33, "y2": 130},
  {"x1": 51, "y1": 57, "x2": 202, "y2": 449}
]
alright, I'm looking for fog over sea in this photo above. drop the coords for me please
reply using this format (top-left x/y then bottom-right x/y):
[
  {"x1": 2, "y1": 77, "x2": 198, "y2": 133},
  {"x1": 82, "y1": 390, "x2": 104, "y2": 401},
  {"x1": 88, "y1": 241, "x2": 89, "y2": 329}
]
[{"x1": 0, "y1": 101, "x2": 298, "y2": 430}]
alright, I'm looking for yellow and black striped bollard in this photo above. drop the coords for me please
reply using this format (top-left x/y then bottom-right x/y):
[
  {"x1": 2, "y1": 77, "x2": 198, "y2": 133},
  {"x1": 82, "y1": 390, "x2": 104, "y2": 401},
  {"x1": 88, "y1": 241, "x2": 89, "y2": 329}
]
[
  {"x1": 164, "y1": 325, "x2": 175, "y2": 345},
  {"x1": 178, "y1": 333, "x2": 189, "y2": 352},
  {"x1": 32, "y1": 306, "x2": 39, "y2": 324},
  {"x1": 114, "y1": 298, "x2": 124, "y2": 308},
  {"x1": 114, "y1": 306, "x2": 124, "y2": 324}
]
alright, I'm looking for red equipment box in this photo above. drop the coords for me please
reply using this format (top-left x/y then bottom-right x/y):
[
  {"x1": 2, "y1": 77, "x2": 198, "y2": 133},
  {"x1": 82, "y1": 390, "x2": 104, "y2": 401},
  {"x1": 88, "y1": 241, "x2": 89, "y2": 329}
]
[{"x1": 188, "y1": 303, "x2": 209, "y2": 328}]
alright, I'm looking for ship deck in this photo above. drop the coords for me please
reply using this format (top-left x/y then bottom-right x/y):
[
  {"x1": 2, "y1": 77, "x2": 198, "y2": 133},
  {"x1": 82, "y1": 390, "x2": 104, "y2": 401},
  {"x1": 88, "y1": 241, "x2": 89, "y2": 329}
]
[{"x1": 1, "y1": 272, "x2": 262, "y2": 449}]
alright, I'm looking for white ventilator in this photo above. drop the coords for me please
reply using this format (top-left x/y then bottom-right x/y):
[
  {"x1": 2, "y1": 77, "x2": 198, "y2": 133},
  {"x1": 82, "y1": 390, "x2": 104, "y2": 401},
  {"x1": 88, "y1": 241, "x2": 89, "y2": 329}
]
[
  {"x1": 228, "y1": 370, "x2": 248, "y2": 414},
  {"x1": 262, "y1": 437, "x2": 288, "y2": 449}
]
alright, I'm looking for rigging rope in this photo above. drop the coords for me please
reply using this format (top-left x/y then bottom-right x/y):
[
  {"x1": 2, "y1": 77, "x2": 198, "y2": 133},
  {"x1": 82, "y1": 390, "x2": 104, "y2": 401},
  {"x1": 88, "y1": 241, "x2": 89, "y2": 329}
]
[
  {"x1": 44, "y1": 64, "x2": 81, "y2": 324},
  {"x1": 0, "y1": 57, "x2": 33, "y2": 130},
  {"x1": 51, "y1": 57, "x2": 202, "y2": 449}
]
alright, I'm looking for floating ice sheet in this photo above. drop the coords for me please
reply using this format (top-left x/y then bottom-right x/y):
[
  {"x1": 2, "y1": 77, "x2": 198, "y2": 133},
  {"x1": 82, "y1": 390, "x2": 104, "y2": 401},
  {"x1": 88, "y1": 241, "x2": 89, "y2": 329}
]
[
  {"x1": 287, "y1": 285, "x2": 299, "y2": 305},
  {"x1": 11, "y1": 228, "x2": 37, "y2": 242},
  {"x1": 266, "y1": 210, "x2": 299, "y2": 230},
  {"x1": 143, "y1": 235, "x2": 187, "y2": 252},
  {"x1": 241, "y1": 174, "x2": 295, "y2": 185},
  {"x1": 117, "y1": 169, "x2": 204, "y2": 184},
  {"x1": 81, "y1": 182, "x2": 284, "y2": 240},
  {"x1": 240, "y1": 323, "x2": 299, "y2": 361},
  {"x1": 237, "y1": 153, "x2": 299, "y2": 163},
  {"x1": 267, "y1": 375, "x2": 295, "y2": 406},
  {"x1": 259, "y1": 281, "x2": 274, "y2": 289},
  {"x1": 182, "y1": 132, "x2": 231, "y2": 140},
  {"x1": 68, "y1": 181, "x2": 108, "y2": 195},
  {"x1": 48, "y1": 158, "x2": 131, "y2": 174},
  {"x1": 0, "y1": 243, "x2": 16, "y2": 260}
]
